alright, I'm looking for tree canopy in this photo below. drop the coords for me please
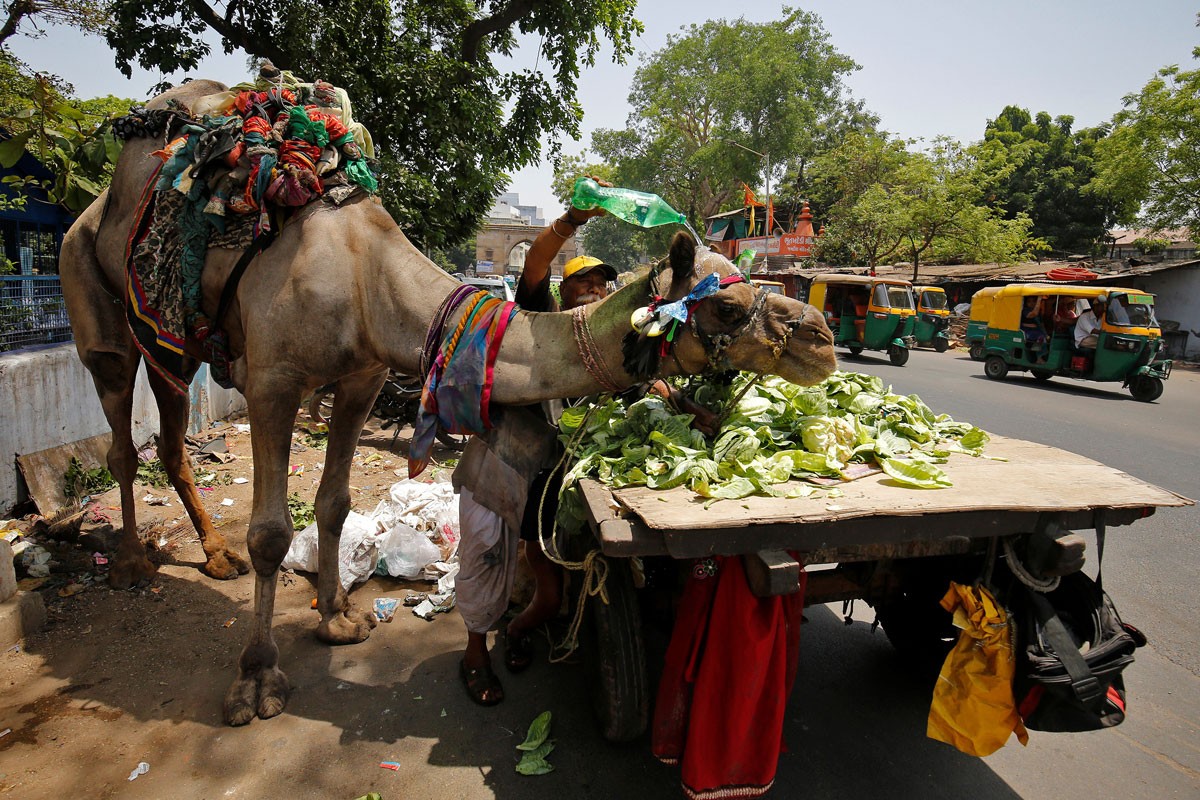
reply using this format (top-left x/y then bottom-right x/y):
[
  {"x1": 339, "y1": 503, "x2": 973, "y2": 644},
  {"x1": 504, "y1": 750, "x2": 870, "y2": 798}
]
[
  {"x1": 1090, "y1": 45, "x2": 1200, "y2": 241},
  {"x1": 588, "y1": 7, "x2": 872, "y2": 251},
  {"x1": 101, "y1": 0, "x2": 642, "y2": 248},
  {"x1": 977, "y1": 105, "x2": 1122, "y2": 255}
]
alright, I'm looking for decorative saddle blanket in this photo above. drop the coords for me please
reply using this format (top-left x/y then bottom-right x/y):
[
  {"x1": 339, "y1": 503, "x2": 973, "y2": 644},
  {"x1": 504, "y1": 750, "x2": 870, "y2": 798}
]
[
  {"x1": 408, "y1": 291, "x2": 520, "y2": 479},
  {"x1": 116, "y1": 68, "x2": 377, "y2": 394}
]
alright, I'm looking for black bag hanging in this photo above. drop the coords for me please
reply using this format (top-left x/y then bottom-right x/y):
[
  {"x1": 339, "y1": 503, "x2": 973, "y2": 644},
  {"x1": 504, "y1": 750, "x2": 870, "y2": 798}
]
[{"x1": 1011, "y1": 513, "x2": 1147, "y2": 732}]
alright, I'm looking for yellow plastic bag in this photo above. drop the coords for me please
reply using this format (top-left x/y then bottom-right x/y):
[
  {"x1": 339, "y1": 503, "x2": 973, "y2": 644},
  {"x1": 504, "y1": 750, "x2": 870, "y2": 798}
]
[{"x1": 927, "y1": 582, "x2": 1029, "y2": 756}]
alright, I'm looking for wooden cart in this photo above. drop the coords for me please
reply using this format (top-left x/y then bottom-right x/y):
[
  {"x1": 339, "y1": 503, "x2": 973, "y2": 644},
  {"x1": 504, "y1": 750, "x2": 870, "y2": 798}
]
[{"x1": 574, "y1": 434, "x2": 1194, "y2": 742}]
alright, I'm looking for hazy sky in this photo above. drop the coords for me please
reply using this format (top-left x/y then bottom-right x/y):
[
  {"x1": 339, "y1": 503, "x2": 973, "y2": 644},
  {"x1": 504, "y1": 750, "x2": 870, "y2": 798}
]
[{"x1": 10, "y1": 1, "x2": 1199, "y2": 217}]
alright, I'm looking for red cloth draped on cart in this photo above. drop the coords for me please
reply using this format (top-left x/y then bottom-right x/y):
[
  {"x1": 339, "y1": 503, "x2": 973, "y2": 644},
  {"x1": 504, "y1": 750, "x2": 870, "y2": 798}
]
[{"x1": 652, "y1": 556, "x2": 806, "y2": 800}]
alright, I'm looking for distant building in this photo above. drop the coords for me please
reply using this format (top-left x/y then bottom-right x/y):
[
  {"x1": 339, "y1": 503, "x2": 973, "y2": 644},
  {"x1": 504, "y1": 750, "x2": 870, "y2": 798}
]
[
  {"x1": 1108, "y1": 228, "x2": 1198, "y2": 261},
  {"x1": 475, "y1": 191, "x2": 578, "y2": 277}
]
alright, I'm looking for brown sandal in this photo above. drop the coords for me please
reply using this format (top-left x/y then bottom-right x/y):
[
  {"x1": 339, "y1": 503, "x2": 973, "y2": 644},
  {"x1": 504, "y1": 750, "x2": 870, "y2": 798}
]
[
  {"x1": 460, "y1": 659, "x2": 504, "y2": 706},
  {"x1": 504, "y1": 631, "x2": 533, "y2": 674}
]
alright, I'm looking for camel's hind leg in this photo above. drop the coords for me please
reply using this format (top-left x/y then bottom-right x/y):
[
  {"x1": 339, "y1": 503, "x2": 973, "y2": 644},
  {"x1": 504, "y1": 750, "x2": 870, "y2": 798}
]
[
  {"x1": 60, "y1": 199, "x2": 156, "y2": 589},
  {"x1": 223, "y1": 376, "x2": 302, "y2": 725},
  {"x1": 145, "y1": 369, "x2": 250, "y2": 579},
  {"x1": 314, "y1": 369, "x2": 386, "y2": 644}
]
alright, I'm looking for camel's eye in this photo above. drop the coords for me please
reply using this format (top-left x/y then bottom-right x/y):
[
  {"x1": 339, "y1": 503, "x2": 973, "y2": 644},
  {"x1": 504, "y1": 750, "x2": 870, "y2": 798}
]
[{"x1": 714, "y1": 298, "x2": 742, "y2": 320}]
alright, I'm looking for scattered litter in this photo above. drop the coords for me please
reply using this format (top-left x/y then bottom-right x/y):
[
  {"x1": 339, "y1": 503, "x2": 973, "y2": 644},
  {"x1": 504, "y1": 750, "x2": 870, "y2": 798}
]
[
  {"x1": 282, "y1": 512, "x2": 383, "y2": 591},
  {"x1": 93, "y1": 553, "x2": 109, "y2": 567},
  {"x1": 223, "y1": 617, "x2": 237, "y2": 628},
  {"x1": 235, "y1": 424, "x2": 251, "y2": 433},
  {"x1": 379, "y1": 761, "x2": 400, "y2": 771},
  {"x1": 198, "y1": 486, "x2": 214, "y2": 493},
  {"x1": 197, "y1": 435, "x2": 228, "y2": 455},
  {"x1": 0, "y1": 728, "x2": 10, "y2": 738},
  {"x1": 373, "y1": 597, "x2": 401, "y2": 622},
  {"x1": 353, "y1": 794, "x2": 383, "y2": 800},
  {"x1": 314, "y1": 462, "x2": 324, "y2": 471},
  {"x1": 19, "y1": 544, "x2": 52, "y2": 578},
  {"x1": 199, "y1": 473, "x2": 216, "y2": 482},
  {"x1": 57, "y1": 583, "x2": 86, "y2": 598},
  {"x1": 310, "y1": 597, "x2": 318, "y2": 609},
  {"x1": 362, "y1": 452, "x2": 383, "y2": 466},
  {"x1": 150, "y1": 587, "x2": 162, "y2": 594},
  {"x1": 127, "y1": 762, "x2": 150, "y2": 782},
  {"x1": 233, "y1": 477, "x2": 249, "y2": 484},
  {"x1": 220, "y1": 498, "x2": 235, "y2": 507},
  {"x1": 289, "y1": 464, "x2": 305, "y2": 477},
  {"x1": 440, "y1": 708, "x2": 447, "y2": 718},
  {"x1": 142, "y1": 494, "x2": 171, "y2": 506},
  {"x1": 403, "y1": 593, "x2": 428, "y2": 607}
]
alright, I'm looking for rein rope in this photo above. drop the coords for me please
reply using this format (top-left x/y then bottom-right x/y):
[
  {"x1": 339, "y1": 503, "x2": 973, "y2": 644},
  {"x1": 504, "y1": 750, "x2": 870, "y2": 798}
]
[{"x1": 572, "y1": 306, "x2": 626, "y2": 393}]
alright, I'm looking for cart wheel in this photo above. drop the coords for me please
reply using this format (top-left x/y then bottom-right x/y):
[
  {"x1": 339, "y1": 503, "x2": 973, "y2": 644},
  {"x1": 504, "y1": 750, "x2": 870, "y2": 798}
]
[
  {"x1": 1128, "y1": 375, "x2": 1163, "y2": 402},
  {"x1": 847, "y1": 345, "x2": 863, "y2": 357},
  {"x1": 874, "y1": 590, "x2": 958, "y2": 675},
  {"x1": 984, "y1": 355, "x2": 1008, "y2": 380},
  {"x1": 583, "y1": 557, "x2": 649, "y2": 742},
  {"x1": 968, "y1": 342, "x2": 985, "y2": 361},
  {"x1": 888, "y1": 345, "x2": 910, "y2": 366},
  {"x1": 1031, "y1": 369, "x2": 1054, "y2": 383},
  {"x1": 933, "y1": 337, "x2": 949, "y2": 353}
]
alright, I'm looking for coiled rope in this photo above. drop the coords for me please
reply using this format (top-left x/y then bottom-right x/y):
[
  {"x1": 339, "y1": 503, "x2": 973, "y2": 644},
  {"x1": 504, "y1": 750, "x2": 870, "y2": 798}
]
[{"x1": 1002, "y1": 536, "x2": 1060, "y2": 592}]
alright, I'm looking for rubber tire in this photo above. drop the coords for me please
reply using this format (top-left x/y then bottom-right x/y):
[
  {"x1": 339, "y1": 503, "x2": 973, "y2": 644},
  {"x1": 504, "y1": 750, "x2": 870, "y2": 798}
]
[
  {"x1": 984, "y1": 355, "x2": 1009, "y2": 380},
  {"x1": 1031, "y1": 369, "x2": 1054, "y2": 383},
  {"x1": 888, "y1": 345, "x2": 910, "y2": 366},
  {"x1": 847, "y1": 345, "x2": 864, "y2": 357},
  {"x1": 933, "y1": 337, "x2": 949, "y2": 353},
  {"x1": 968, "y1": 342, "x2": 985, "y2": 361},
  {"x1": 1128, "y1": 375, "x2": 1164, "y2": 403},
  {"x1": 583, "y1": 557, "x2": 649, "y2": 743}
]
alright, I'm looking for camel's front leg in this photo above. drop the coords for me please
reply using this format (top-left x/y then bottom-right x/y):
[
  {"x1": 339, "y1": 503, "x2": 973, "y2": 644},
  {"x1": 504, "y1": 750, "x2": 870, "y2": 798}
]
[
  {"x1": 146, "y1": 368, "x2": 250, "y2": 580},
  {"x1": 314, "y1": 370, "x2": 386, "y2": 644},
  {"x1": 223, "y1": 381, "x2": 299, "y2": 726}
]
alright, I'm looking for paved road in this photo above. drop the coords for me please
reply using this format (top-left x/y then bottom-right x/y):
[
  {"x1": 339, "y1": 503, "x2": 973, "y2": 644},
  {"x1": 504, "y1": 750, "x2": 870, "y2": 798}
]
[{"x1": 775, "y1": 346, "x2": 1199, "y2": 800}]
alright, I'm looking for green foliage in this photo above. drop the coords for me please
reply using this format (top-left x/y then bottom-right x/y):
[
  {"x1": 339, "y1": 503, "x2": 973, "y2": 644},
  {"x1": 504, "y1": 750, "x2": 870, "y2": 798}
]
[
  {"x1": 1131, "y1": 236, "x2": 1171, "y2": 255},
  {"x1": 64, "y1": 456, "x2": 116, "y2": 499},
  {"x1": 978, "y1": 105, "x2": 1124, "y2": 254},
  {"x1": 136, "y1": 458, "x2": 171, "y2": 488},
  {"x1": 0, "y1": 64, "x2": 132, "y2": 214},
  {"x1": 589, "y1": 8, "x2": 872, "y2": 239},
  {"x1": 812, "y1": 132, "x2": 1032, "y2": 275},
  {"x1": 1091, "y1": 43, "x2": 1200, "y2": 241},
  {"x1": 102, "y1": 0, "x2": 642, "y2": 250},
  {"x1": 288, "y1": 493, "x2": 316, "y2": 530}
]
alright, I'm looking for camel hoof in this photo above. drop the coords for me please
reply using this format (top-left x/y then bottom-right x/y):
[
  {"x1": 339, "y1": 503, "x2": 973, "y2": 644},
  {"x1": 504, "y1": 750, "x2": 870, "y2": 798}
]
[
  {"x1": 203, "y1": 549, "x2": 250, "y2": 580},
  {"x1": 348, "y1": 605, "x2": 379, "y2": 630},
  {"x1": 107, "y1": 556, "x2": 158, "y2": 590},
  {"x1": 315, "y1": 611, "x2": 374, "y2": 645},
  {"x1": 257, "y1": 668, "x2": 290, "y2": 719},
  {"x1": 223, "y1": 673, "x2": 260, "y2": 727}
]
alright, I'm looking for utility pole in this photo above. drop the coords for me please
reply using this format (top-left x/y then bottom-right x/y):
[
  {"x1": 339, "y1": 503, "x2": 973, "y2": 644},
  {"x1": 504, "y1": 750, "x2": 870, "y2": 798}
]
[{"x1": 724, "y1": 138, "x2": 770, "y2": 235}]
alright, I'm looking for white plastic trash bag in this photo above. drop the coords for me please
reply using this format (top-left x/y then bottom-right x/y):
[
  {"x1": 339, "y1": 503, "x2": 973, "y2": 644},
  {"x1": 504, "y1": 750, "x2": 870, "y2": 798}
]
[
  {"x1": 375, "y1": 523, "x2": 442, "y2": 580},
  {"x1": 281, "y1": 511, "x2": 382, "y2": 591}
]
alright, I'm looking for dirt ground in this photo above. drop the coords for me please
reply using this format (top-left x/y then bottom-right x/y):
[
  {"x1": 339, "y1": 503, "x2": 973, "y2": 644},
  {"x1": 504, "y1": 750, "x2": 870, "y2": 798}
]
[{"x1": 0, "y1": 414, "x2": 662, "y2": 799}]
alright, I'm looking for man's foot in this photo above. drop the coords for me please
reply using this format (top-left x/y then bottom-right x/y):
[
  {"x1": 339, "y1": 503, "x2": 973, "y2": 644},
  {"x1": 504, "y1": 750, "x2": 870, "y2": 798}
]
[
  {"x1": 460, "y1": 659, "x2": 504, "y2": 706},
  {"x1": 505, "y1": 630, "x2": 534, "y2": 673}
]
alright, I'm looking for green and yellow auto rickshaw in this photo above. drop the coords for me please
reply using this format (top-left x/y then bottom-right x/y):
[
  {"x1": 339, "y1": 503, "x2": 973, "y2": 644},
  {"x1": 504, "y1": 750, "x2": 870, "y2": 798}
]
[
  {"x1": 966, "y1": 286, "x2": 1003, "y2": 361},
  {"x1": 808, "y1": 274, "x2": 916, "y2": 366},
  {"x1": 913, "y1": 285, "x2": 951, "y2": 351},
  {"x1": 979, "y1": 284, "x2": 1172, "y2": 402}
]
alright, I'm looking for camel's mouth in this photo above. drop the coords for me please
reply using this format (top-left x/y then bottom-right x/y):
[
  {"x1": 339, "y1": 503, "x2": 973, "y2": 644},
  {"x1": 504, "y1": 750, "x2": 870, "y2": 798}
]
[{"x1": 775, "y1": 304, "x2": 838, "y2": 386}]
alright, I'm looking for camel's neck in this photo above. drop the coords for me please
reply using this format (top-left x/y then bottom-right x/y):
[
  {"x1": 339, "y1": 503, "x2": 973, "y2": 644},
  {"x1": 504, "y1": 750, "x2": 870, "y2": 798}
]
[
  {"x1": 363, "y1": 222, "x2": 650, "y2": 405},
  {"x1": 488, "y1": 276, "x2": 648, "y2": 405}
]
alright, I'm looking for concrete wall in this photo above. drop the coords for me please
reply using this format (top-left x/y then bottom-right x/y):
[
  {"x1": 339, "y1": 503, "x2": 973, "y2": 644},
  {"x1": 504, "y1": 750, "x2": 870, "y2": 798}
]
[
  {"x1": 1123, "y1": 263, "x2": 1200, "y2": 358},
  {"x1": 0, "y1": 344, "x2": 245, "y2": 513}
]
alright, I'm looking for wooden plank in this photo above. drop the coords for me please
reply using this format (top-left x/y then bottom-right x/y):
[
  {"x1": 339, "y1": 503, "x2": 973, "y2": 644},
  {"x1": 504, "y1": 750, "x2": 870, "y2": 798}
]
[
  {"x1": 743, "y1": 550, "x2": 802, "y2": 597},
  {"x1": 578, "y1": 478, "x2": 669, "y2": 557},
  {"x1": 16, "y1": 433, "x2": 112, "y2": 515},
  {"x1": 610, "y1": 435, "x2": 1192, "y2": 533}
]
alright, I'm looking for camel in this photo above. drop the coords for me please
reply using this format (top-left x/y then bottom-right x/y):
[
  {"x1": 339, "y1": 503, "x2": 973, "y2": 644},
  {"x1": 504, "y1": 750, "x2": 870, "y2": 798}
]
[{"x1": 59, "y1": 80, "x2": 837, "y2": 725}]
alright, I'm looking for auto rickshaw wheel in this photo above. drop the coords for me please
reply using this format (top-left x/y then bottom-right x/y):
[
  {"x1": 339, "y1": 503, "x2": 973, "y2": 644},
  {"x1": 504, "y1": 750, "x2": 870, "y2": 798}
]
[
  {"x1": 933, "y1": 337, "x2": 949, "y2": 353},
  {"x1": 888, "y1": 345, "x2": 909, "y2": 366},
  {"x1": 1031, "y1": 369, "x2": 1054, "y2": 383},
  {"x1": 968, "y1": 343, "x2": 985, "y2": 361},
  {"x1": 984, "y1": 355, "x2": 1009, "y2": 380},
  {"x1": 581, "y1": 556, "x2": 649, "y2": 743},
  {"x1": 1128, "y1": 375, "x2": 1164, "y2": 403},
  {"x1": 847, "y1": 344, "x2": 864, "y2": 357}
]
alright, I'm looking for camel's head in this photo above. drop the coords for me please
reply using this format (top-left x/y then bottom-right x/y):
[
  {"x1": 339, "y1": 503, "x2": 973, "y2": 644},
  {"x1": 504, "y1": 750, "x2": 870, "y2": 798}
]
[{"x1": 620, "y1": 231, "x2": 836, "y2": 386}]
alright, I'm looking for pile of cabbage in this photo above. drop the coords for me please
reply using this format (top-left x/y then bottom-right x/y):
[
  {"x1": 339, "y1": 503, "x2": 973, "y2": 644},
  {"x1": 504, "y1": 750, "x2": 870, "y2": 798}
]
[{"x1": 554, "y1": 371, "x2": 990, "y2": 533}]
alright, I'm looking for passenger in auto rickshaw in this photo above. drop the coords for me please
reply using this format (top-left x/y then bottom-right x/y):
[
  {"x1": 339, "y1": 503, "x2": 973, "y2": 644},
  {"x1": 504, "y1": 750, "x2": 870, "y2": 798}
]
[
  {"x1": 1020, "y1": 295, "x2": 1048, "y2": 363},
  {"x1": 1074, "y1": 297, "x2": 1106, "y2": 352}
]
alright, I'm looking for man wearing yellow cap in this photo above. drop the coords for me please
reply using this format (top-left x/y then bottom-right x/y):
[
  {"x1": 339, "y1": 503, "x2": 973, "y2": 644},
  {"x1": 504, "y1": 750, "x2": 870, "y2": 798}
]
[{"x1": 453, "y1": 196, "x2": 613, "y2": 706}]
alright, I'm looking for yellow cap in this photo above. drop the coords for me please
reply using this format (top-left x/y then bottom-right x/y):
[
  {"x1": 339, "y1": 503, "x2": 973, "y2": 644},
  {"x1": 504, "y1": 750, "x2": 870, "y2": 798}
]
[{"x1": 563, "y1": 255, "x2": 617, "y2": 282}]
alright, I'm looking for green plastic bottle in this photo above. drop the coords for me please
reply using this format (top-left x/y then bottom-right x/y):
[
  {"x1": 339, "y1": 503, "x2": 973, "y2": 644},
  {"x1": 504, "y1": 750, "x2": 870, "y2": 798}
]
[{"x1": 571, "y1": 177, "x2": 686, "y2": 228}]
